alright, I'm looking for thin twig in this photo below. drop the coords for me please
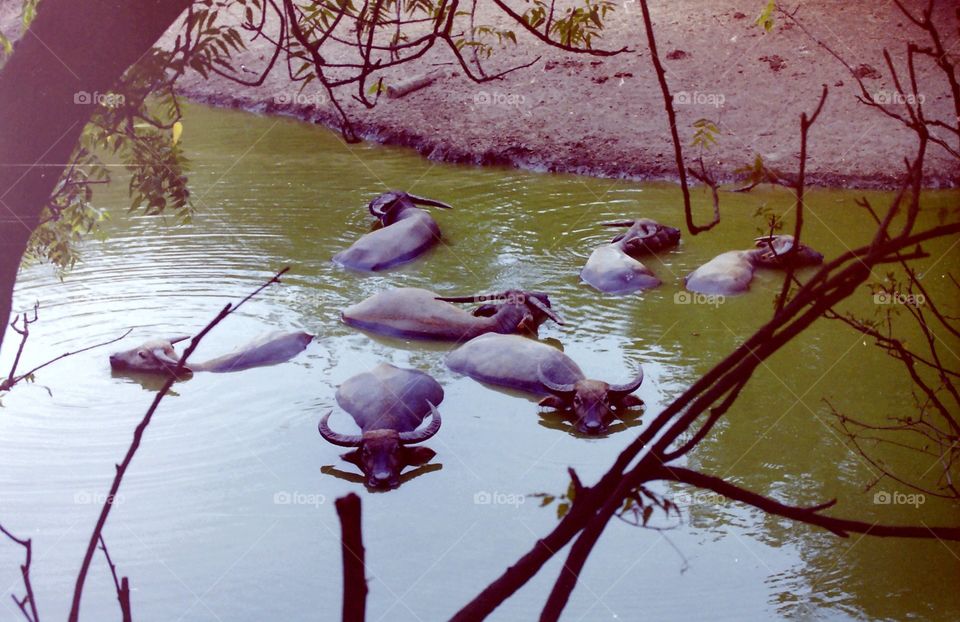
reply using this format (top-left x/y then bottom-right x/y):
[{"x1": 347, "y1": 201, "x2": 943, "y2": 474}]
[{"x1": 67, "y1": 267, "x2": 289, "y2": 622}]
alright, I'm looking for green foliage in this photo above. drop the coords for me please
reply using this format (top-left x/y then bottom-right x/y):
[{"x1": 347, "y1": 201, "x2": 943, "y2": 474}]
[
  {"x1": 17, "y1": 0, "x2": 612, "y2": 271},
  {"x1": 754, "y1": 0, "x2": 776, "y2": 33},
  {"x1": 0, "y1": 32, "x2": 11, "y2": 57},
  {"x1": 734, "y1": 152, "x2": 789, "y2": 190},
  {"x1": 531, "y1": 477, "x2": 578, "y2": 519},
  {"x1": 690, "y1": 118, "x2": 720, "y2": 151},
  {"x1": 21, "y1": 0, "x2": 38, "y2": 28},
  {"x1": 453, "y1": 21, "x2": 519, "y2": 60},
  {"x1": 522, "y1": 0, "x2": 616, "y2": 49},
  {"x1": 0, "y1": 0, "x2": 37, "y2": 60},
  {"x1": 22, "y1": 0, "x2": 252, "y2": 271},
  {"x1": 753, "y1": 204, "x2": 784, "y2": 236},
  {"x1": 619, "y1": 486, "x2": 679, "y2": 527},
  {"x1": 24, "y1": 150, "x2": 110, "y2": 271}
]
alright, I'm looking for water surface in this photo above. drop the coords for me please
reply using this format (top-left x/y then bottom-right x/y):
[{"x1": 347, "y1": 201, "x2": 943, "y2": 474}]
[{"x1": 1, "y1": 103, "x2": 958, "y2": 621}]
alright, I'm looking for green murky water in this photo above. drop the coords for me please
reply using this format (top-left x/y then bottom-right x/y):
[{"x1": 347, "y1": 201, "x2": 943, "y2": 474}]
[{"x1": 1, "y1": 103, "x2": 958, "y2": 621}]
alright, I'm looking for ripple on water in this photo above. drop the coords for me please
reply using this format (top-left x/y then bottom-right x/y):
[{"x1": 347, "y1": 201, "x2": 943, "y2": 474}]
[{"x1": 3, "y1": 103, "x2": 956, "y2": 622}]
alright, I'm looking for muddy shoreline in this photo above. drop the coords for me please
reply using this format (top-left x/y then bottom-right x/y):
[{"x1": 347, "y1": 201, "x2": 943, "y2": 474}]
[
  {"x1": 167, "y1": 0, "x2": 960, "y2": 190},
  {"x1": 4, "y1": 0, "x2": 960, "y2": 189}
]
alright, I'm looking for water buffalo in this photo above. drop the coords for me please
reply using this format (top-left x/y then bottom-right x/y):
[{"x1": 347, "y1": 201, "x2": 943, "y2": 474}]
[
  {"x1": 580, "y1": 218, "x2": 681, "y2": 293},
  {"x1": 109, "y1": 331, "x2": 313, "y2": 376},
  {"x1": 332, "y1": 191, "x2": 452, "y2": 271},
  {"x1": 446, "y1": 334, "x2": 644, "y2": 434},
  {"x1": 341, "y1": 287, "x2": 564, "y2": 341},
  {"x1": 685, "y1": 234, "x2": 824, "y2": 296},
  {"x1": 318, "y1": 363, "x2": 443, "y2": 488}
]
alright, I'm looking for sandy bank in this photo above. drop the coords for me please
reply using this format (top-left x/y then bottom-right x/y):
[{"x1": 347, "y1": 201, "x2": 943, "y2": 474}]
[{"x1": 4, "y1": 1, "x2": 959, "y2": 188}]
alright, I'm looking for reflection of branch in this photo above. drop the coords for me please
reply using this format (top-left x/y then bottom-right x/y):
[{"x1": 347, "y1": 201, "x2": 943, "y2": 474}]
[
  {"x1": 658, "y1": 466, "x2": 960, "y2": 539},
  {"x1": 686, "y1": 157, "x2": 719, "y2": 229},
  {"x1": 336, "y1": 494, "x2": 367, "y2": 622},
  {"x1": 0, "y1": 522, "x2": 39, "y2": 622},
  {"x1": 67, "y1": 267, "x2": 289, "y2": 622},
  {"x1": 321, "y1": 462, "x2": 443, "y2": 486},
  {"x1": 455, "y1": 130, "x2": 960, "y2": 620},
  {"x1": 98, "y1": 535, "x2": 132, "y2": 622}
]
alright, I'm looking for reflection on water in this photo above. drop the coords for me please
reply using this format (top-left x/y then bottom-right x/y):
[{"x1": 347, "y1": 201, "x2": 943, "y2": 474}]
[{"x1": 0, "y1": 103, "x2": 958, "y2": 621}]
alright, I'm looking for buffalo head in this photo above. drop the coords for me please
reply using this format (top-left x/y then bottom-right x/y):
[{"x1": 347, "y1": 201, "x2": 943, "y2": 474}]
[
  {"x1": 604, "y1": 219, "x2": 681, "y2": 255},
  {"x1": 751, "y1": 234, "x2": 824, "y2": 269},
  {"x1": 318, "y1": 404, "x2": 441, "y2": 489},
  {"x1": 436, "y1": 289, "x2": 564, "y2": 335},
  {"x1": 109, "y1": 336, "x2": 192, "y2": 376},
  {"x1": 367, "y1": 191, "x2": 452, "y2": 226},
  {"x1": 537, "y1": 367, "x2": 644, "y2": 434}
]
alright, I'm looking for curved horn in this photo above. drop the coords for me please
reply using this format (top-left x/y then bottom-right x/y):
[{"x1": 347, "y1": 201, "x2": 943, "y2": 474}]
[
  {"x1": 317, "y1": 411, "x2": 363, "y2": 447},
  {"x1": 526, "y1": 295, "x2": 565, "y2": 325},
  {"x1": 407, "y1": 193, "x2": 452, "y2": 209},
  {"x1": 398, "y1": 402, "x2": 442, "y2": 444},
  {"x1": 167, "y1": 335, "x2": 191, "y2": 345},
  {"x1": 601, "y1": 220, "x2": 636, "y2": 227},
  {"x1": 770, "y1": 235, "x2": 794, "y2": 254},
  {"x1": 368, "y1": 192, "x2": 402, "y2": 218},
  {"x1": 537, "y1": 365, "x2": 576, "y2": 395},
  {"x1": 152, "y1": 348, "x2": 183, "y2": 368},
  {"x1": 609, "y1": 366, "x2": 645, "y2": 395},
  {"x1": 638, "y1": 222, "x2": 659, "y2": 238}
]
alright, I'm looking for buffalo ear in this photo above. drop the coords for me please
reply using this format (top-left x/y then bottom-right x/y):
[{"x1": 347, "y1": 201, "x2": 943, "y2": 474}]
[
  {"x1": 538, "y1": 395, "x2": 567, "y2": 410},
  {"x1": 340, "y1": 450, "x2": 363, "y2": 468},
  {"x1": 402, "y1": 446, "x2": 436, "y2": 467},
  {"x1": 516, "y1": 313, "x2": 538, "y2": 336},
  {"x1": 616, "y1": 394, "x2": 644, "y2": 409}
]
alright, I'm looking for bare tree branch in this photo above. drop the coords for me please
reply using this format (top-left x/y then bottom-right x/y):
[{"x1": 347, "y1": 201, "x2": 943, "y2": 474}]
[
  {"x1": 336, "y1": 493, "x2": 367, "y2": 622},
  {"x1": 67, "y1": 267, "x2": 290, "y2": 622}
]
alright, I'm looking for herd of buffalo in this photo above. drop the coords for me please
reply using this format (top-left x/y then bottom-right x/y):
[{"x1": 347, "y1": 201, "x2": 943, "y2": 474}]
[{"x1": 109, "y1": 191, "x2": 824, "y2": 488}]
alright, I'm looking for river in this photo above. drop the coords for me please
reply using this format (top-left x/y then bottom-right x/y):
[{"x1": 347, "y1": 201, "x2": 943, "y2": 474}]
[{"x1": 1, "y1": 103, "x2": 958, "y2": 621}]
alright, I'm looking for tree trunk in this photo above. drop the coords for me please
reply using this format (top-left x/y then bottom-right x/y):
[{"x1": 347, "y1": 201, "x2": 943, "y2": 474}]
[{"x1": 0, "y1": 0, "x2": 191, "y2": 354}]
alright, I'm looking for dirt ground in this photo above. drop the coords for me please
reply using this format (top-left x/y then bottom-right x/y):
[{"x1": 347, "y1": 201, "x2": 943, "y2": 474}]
[{"x1": 3, "y1": 1, "x2": 959, "y2": 188}]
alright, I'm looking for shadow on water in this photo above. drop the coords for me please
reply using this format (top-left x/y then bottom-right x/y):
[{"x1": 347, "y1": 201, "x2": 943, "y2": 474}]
[{"x1": 321, "y1": 462, "x2": 443, "y2": 490}]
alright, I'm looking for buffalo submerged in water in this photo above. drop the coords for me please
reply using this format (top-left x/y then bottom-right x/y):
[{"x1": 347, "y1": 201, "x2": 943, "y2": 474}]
[
  {"x1": 685, "y1": 234, "x2": 824, "y2": 296},
  {"x1": 580, "y1": 218, "x2": 681, "y2": 294},
  {"x1": 446, "y1": 334, "x2": 644, "y2": 434},
  {"x1": 333, "y1": 191, "x2": 452, "y2": 271},
  {"x1": 318, "y1": 363, "x2": 443, "y2": 489},
  {"x1": 341, "y1": 287, "x2": 564, "y2": 341},
  {"x1": 109, "y1": 331, "x2": 313, "y2": 376}
]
